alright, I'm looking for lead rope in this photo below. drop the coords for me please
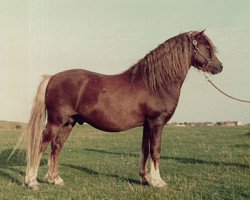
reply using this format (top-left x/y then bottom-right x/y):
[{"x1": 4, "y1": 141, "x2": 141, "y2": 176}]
[{"x1": 203, "y1": 73, "x2": 250, "y2": 103}]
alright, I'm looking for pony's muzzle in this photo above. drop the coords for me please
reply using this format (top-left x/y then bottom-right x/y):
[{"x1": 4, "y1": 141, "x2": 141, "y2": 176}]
[{"x1": 210, "y1": 64, "x2": 223, "y2": 75}]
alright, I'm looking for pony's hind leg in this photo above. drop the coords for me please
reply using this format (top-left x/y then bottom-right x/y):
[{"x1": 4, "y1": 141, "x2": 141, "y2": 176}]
[
  {"x1": 46, "y1": 121, "x2": 75, "y2": 186},
  {"x1": 26, "y1": 123, "x2": 61, "y2": 190}
]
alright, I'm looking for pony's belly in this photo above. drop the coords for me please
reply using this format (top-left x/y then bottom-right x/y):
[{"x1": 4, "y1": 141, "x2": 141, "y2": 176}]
[{"x1": 83, "y1": 109, "x2": 144, "y2": 132}]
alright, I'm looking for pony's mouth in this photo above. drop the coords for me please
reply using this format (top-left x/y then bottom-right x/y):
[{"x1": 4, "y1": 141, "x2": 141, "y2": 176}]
[
  {"x1": 199, "y1": 66, "x2": 219, "y2": 75},
  {"x1": 211, "y1": 68, "x2": 220, "y2": 74},
  {"x1": 210, "y1": 66, "x2": 223, "y2": 75}
]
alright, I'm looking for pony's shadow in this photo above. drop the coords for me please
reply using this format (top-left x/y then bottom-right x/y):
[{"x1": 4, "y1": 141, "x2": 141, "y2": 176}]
[
  {"x1": 0, "y1": 149, "x2": 26, "y2": 167},
  {"x1": 62, "y1": 163, "x2": 141, "y2": 185},
  {"x1": 244, "y1": 132, "x2": 250, "y2": 136},
  {"x1": 0, "y1": 149, "x2": 47, "y2": 185},
  {"x1": 82, "y1": 148, "x2": 249, "y2": 169}
]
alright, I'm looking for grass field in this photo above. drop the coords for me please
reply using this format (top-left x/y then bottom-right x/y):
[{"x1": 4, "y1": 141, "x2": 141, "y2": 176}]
[{"x1": 0, "y1": 123, "x2": 249, "y2": 199}]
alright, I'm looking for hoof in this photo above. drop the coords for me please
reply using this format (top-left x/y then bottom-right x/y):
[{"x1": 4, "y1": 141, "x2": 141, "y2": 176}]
[
  {"x1": 54, "y1": 178, "x2": 65, "y2": 187},
  {"x1": 46, "y1": 174, "x2": 64, "y2": 186},
  {"x1": 140, "y1": 174, "x2": 167, "y2": 188},
  {"x1": 140, "y1": 173, "x2": 151, "y2": 185},
  {"x1": 150, "y1": 178, "x2": 167, "y2": 188},
  {"x1": 28, "y1": 182, "x2": 40, "y2": 191}
]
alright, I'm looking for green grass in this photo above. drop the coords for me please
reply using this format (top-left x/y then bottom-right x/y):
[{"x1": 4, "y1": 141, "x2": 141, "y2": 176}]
[{"x1": 0, "y1": 125, "x2": 249, "y2": 199}]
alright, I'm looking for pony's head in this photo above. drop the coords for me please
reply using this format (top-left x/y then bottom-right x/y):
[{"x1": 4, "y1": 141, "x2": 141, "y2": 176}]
[{"x1": 189, "y1": 30, "x2": 223, "y2": 75}]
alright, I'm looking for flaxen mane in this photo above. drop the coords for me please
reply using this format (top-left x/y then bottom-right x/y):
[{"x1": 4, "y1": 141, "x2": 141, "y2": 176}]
[{"x1": 126, "y1": 33, "x2": 192, "y2": 98}]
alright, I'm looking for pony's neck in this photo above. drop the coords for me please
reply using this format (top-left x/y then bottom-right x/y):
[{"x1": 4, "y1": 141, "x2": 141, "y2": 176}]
[{"x1": 125, "y1": 33, "x2": 192, "y2": 98}]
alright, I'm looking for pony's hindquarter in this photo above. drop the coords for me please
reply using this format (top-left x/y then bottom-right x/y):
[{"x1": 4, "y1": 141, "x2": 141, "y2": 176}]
[{"x1": 20, "y1": 75, "x2": 52, "y2": 188}]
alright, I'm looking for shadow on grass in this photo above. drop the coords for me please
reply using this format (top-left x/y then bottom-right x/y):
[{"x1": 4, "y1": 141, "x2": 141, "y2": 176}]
[
  {"x1": 62, "y1": 164, "x2": 141, "y2": 185},
  {"x1": 162, "y1": 155, "x2": 249, "y2": 169},
  {"x1": 231, "y1": 143, "x2": 250, "y2": 148},
  {"x1": 0, "y1": 168, "x2": 23, "y2": 185},
  {"x1": 244, "y1": 132, "x2": 250, "y2": 136},
  {"x1": 0, "y1": 149, "x2": 26, "y2": 167},
  {"x1": 82, "y1": 148, "x2": 249, "y2": 169},
  {"x1": 0, "y1": 149, "x2": 47, "y2": 185}
]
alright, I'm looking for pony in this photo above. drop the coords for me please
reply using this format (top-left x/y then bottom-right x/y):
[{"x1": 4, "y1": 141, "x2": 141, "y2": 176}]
[{"x1": 19, "y1": 30, "x2": 223, "y2": 190}]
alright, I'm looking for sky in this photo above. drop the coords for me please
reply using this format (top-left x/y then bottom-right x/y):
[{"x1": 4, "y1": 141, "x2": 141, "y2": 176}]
[{"x1": 0, "y1": 0, "x2": 250, "y2": 123}]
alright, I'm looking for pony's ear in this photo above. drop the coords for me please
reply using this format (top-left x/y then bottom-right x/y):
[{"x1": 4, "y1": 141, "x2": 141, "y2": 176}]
[
  {"x1": 200, "y1": 29, "x2": 206, "y2": 35},
  {"x1": 194, "y1": 29, "x2": 206, "y2": 37}
]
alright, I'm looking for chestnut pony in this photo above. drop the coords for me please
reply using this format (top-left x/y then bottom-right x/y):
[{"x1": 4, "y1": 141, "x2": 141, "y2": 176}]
[{"x1": 21, "y1": 30, "x2": 223, "y2": 190}]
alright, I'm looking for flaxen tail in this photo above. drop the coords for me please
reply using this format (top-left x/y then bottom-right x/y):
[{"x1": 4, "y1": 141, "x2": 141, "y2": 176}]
[{"x1": 12, "y1": 75, "x2": 52, "y2": 175}]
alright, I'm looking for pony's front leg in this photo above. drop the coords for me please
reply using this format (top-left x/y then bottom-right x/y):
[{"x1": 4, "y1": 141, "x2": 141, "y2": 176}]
[
  {"x1": 148, "y1": 122, "x2": 167, "y2": 188},
  {"x1": 139, "y1": 124, "x2": 151, "y2": 184}
]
